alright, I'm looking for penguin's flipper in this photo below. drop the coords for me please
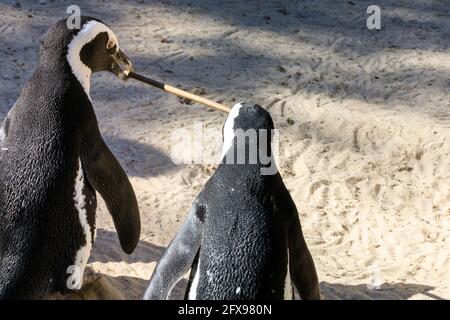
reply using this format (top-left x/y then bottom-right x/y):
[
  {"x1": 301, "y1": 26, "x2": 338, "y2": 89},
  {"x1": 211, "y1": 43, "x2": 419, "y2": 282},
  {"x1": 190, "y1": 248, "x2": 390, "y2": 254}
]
[
  {"x1": 143, "y1": 201, "x2": 205, "y2": 300},
  {"x1": 285, "y1": 193, "x2": 321, "y2": 300},
  {"x1": 81, "y1": 130, "x2": 140, "y2": 254}
]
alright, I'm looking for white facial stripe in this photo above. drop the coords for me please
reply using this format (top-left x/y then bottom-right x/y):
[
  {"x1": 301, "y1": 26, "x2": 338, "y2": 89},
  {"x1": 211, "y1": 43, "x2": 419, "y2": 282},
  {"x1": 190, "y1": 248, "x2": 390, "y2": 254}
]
[
  {"x1": 221, "y1": 102, "x2": 244, "y2": 159},
  {"x1": 66, "y1": 20, "x2": 119, "y2": 96}
]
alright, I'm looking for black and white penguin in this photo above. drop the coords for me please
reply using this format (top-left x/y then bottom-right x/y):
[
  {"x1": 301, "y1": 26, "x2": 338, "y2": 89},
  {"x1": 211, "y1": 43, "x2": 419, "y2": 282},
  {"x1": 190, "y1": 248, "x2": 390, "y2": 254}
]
[
  {"x1": 143, "y1": 102, "x2": 320, "y2": 300},
  {"x1": 0, "y1": 17, "x2": 140, "y2": 299}
]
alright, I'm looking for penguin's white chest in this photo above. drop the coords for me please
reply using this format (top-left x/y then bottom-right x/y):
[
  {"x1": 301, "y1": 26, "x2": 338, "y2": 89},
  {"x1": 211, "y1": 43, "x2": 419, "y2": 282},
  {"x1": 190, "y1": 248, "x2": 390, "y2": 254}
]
[{"x1": 71, "y1": 157, "x2": 94, "y2": 289}]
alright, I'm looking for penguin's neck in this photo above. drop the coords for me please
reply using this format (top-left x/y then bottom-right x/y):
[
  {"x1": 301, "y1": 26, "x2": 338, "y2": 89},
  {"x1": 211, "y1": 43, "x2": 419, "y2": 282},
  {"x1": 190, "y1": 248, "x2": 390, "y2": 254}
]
[
  {"x1": 221, "y1": 138, "x2": 274, "y2": 166},
  {"x1": 38, "y1": 47, "x2": 92, "y2": 99}
]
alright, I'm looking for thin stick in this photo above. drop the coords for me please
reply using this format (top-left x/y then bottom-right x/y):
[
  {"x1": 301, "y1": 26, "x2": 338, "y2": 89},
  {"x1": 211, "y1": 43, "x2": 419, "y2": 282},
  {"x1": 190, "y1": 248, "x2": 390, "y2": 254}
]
[{"x1": 125, "y1": 71, "x2": 231, "y2": 113}]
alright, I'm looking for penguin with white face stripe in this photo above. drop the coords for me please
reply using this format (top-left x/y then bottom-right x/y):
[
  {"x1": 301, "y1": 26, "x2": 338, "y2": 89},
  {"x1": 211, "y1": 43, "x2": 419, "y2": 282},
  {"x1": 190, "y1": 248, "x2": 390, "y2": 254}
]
[
  {"x1": 144, "y1": 102, "x2": 320, "y2": 300},
  {"x1": 0, "y1": 17, "x2": 140, "y2": 299}
]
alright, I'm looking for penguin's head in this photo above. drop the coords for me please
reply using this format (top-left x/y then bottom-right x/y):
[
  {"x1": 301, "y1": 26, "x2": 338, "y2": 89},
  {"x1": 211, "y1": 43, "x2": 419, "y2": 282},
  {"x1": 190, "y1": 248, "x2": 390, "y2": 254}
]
[
  {"x1": 40, "y1": 17, "x2": 133, "y2": 86},
  {"x1": 221, "y1": 102, "x2": 275, "y2": 160}
]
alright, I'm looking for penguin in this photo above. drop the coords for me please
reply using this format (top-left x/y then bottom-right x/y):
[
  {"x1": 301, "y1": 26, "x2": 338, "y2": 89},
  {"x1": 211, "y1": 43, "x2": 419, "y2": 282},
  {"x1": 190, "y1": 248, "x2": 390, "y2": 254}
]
[
  {"x1": 143, "y1": 102, "x2": 320, "y2": 300},
  {"x1": 0, "y1": 17, "x2": 140, "y2": 299}
]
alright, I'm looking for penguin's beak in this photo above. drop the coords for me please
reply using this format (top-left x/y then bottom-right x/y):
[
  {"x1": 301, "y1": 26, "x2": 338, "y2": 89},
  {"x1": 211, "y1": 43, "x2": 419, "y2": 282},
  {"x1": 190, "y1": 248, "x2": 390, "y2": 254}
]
[{"x1": 111, "y1": 48, "x2": 134, "y2": 80}]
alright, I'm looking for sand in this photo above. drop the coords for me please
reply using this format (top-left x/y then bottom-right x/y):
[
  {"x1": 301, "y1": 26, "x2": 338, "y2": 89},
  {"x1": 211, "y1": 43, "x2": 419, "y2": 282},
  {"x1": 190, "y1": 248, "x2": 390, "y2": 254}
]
[{"x1": 0, "y1": 0, "x2": 449, "y2": 300}]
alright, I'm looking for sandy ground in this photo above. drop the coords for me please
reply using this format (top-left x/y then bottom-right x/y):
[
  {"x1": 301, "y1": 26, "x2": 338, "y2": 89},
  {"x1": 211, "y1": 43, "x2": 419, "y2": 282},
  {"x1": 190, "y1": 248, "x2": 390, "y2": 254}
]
[{"x1": 1, "y1": 0, "x2": 449, "y2": 300}]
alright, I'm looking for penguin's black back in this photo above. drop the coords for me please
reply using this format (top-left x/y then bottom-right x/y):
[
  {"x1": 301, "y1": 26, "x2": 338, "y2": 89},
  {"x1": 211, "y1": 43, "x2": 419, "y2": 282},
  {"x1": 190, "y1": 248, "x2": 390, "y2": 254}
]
[{"x1": 194, "y1": 163, "x2": 290, "y2": 300}]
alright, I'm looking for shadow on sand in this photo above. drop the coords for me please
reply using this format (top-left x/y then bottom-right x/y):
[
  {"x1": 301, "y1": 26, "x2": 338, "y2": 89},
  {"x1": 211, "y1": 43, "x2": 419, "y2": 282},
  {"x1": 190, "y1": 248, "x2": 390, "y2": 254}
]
[{"x1": 320, "y1": 281, "x2": 444, "y2": 300}]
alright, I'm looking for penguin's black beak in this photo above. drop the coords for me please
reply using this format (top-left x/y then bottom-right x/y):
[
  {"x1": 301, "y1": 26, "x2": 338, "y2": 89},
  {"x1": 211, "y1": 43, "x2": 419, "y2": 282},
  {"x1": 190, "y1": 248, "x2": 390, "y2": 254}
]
[{"x1": 111, "y1": 48, "x2": 134, "y2": 80}]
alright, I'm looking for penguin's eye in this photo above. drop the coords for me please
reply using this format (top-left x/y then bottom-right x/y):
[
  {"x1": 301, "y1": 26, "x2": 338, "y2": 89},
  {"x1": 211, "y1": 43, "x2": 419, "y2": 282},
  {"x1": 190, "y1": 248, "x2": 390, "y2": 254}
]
[{"x1": 106, "y1": 39, "x2": 116, "y2": 50}]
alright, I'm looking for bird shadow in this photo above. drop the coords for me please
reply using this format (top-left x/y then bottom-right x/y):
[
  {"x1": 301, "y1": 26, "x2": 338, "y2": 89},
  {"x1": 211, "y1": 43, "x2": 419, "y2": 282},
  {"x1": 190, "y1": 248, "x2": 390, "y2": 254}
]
[
  {"x1": 89, "y1": 229, "x2": 165, "y2": 264},
  {"x1": 320, "y1": 281, "x2": 445, "y2": 300},
  {"x1": 103, "y1": 135, "x2": 178, "y2": 178}
]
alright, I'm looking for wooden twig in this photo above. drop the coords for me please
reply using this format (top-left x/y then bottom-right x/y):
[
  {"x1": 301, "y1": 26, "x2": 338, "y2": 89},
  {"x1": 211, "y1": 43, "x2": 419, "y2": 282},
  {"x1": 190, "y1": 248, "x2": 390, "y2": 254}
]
[{"x1": 125, "y1": 71, "x2": 230, "y2": 113}]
